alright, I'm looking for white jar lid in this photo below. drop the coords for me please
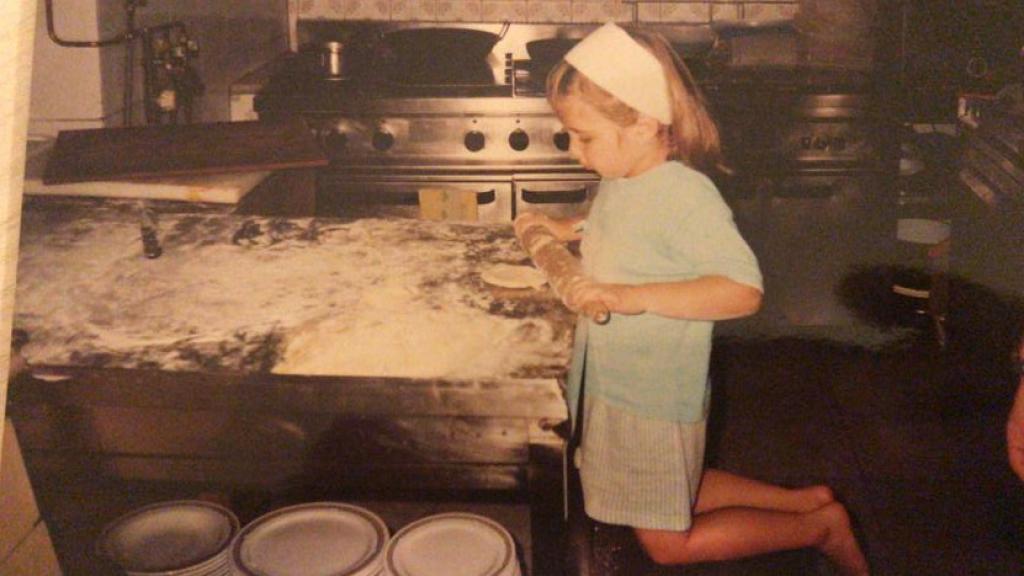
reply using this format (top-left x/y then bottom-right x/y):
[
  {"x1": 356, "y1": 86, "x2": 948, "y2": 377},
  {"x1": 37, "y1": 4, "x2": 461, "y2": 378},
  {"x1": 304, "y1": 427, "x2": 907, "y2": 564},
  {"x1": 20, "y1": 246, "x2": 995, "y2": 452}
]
[{"x1": 896, "y1": 218, "x2": 950, "y2": 245}]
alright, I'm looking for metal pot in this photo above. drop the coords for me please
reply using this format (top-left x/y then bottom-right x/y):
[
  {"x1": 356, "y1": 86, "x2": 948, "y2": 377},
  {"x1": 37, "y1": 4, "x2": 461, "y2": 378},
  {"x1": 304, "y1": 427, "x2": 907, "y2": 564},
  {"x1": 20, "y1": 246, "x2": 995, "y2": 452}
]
[
  {"x1": 525, "y1": 38, "x2": 580, "y2": 64},
  {"x1": 383, "y1": 23, "x2": 510, "y2": 71},
  {"x1": 320, "y1": 41, "x2": 346, "y2": 78},
  {"x1": 524, "y1": 38, "x2": 580, "y2": 86}
]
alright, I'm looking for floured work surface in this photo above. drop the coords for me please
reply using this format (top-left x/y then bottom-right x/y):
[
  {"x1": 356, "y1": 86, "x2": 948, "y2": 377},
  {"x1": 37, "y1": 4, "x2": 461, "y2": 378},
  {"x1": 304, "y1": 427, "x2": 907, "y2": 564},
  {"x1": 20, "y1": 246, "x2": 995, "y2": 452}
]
[{"x1": 14, "y1": 201, "x2": 574, "y2": 380}]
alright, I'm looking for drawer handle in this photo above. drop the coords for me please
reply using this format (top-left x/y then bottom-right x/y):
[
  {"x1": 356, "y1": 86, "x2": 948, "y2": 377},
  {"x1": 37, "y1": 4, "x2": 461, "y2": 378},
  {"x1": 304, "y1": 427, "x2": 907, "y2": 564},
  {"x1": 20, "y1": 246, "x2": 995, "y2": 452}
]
[
  {"x1": 376, "y1": 189, "x2": 496, "y2": 206},
  {"x1": 521, "y1": 187, "x2": 588, "y2": 204},
  {"x1": 476, "y1": 189, "x2": 496, "y2": 205}
]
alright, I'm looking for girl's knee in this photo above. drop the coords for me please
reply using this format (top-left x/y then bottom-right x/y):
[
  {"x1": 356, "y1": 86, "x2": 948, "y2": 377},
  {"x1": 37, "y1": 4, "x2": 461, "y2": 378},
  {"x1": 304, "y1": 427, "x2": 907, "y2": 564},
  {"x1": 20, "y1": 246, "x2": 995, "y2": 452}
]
[
  {"x1": 634, "y1": 527, "x2": 692, "y2": 566},
  {"x1": 818, "y1": 500, "x2": 852, "y2": 526},
  {"x1": 808, "y1": 484, "x2": 836, "y2": 507}
]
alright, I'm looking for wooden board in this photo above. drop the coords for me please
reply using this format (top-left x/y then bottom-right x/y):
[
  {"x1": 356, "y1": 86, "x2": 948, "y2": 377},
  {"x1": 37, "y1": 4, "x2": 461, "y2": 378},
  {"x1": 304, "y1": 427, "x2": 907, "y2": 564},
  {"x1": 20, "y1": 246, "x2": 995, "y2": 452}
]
[
  {"x1": 43, "y1": 118, "x2": 328, "y2": 185},
  {"x1": 418, "y1": 187, "x2": 479, "y2": 221},
  {"x1": 0, "y1": 521, "x2": 61, "y2": 576},
  {"x1": 24, "y1": 139, "x2": 270, "y2": 203},
  {"x1": 25, "y1": 172, "x2": 271, "y2": 204}
]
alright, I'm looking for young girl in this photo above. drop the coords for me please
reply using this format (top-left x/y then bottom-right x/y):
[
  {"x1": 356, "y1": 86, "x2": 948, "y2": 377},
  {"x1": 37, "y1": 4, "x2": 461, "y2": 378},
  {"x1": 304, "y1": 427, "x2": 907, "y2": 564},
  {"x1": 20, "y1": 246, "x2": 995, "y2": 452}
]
[{"x1": 514, "y1": 23, "x2": 870, "y2": 575}]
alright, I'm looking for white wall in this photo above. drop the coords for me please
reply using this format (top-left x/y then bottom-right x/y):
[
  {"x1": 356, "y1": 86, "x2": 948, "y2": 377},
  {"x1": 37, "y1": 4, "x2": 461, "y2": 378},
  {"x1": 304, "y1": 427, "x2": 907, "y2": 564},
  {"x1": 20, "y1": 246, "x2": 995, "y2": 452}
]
[
  {"x1": 29, "y1": 0, "x2": 112, "y2": 130},
  {"x1": 1, "y1": 0, "x2": 37, "y2": 482},
  {"x1": 29, "y1": 0, "x2": 290, "y2": 137}
]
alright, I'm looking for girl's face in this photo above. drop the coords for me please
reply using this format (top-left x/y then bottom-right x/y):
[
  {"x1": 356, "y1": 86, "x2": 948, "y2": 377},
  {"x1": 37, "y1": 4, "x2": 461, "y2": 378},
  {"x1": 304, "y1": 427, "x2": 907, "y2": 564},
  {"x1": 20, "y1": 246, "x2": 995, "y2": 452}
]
[{"x1": 557, "y1": 95, "x2": 665, "y2": 179}]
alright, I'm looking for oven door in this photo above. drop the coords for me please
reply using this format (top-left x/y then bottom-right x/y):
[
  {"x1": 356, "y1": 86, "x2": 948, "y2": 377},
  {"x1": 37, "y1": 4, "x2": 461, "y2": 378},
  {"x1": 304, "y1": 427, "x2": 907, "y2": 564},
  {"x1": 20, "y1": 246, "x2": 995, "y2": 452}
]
[
  {"x1": 513, "y1": 175, "x2": 600, "y2": 219},
  {"x1": 760, "y1": 169, "x2": 896, "y2": 326},
  {"x1": 316, "y1": 173, "x2": 513, "y2": 222}
]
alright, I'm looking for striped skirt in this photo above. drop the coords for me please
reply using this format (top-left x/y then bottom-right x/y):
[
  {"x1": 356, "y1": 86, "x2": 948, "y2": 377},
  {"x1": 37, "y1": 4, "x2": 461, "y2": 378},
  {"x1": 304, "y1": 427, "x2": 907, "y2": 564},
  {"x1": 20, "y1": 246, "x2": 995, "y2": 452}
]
[{"x1": 575, "y1": 396, "x2": 706, "y2": 531}]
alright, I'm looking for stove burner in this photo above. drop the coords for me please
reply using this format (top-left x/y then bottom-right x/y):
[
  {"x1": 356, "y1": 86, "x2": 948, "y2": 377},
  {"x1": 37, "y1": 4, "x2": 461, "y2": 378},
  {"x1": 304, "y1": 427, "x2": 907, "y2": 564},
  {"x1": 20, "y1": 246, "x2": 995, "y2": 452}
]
[
  {"x1": 389, "y1": 59, "x2": 495, "y2": 87},
  {"x1": 382, "y1": 58, "x2": 513, "y2": 98},
  {"x1": 383, "y1": 82, "x2": 514, "y2": 99}
]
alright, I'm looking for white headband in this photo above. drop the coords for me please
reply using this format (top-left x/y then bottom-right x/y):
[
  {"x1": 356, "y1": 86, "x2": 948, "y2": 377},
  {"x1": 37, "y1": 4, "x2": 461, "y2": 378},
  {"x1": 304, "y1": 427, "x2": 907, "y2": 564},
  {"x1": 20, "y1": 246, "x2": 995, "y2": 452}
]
[{"x1": 564, "y1": 22, "x2": 672, "y2": 125}]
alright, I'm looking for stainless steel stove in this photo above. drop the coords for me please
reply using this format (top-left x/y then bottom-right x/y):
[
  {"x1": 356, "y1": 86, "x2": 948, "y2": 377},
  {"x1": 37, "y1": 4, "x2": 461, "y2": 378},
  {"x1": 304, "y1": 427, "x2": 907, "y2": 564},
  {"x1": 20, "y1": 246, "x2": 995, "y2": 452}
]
[
  {"x1": 297, "y1": 97, "x2": 574, "y2": 172},
  {"x1": 256, "y1": 24, "x2": 601, "y2": 222}
]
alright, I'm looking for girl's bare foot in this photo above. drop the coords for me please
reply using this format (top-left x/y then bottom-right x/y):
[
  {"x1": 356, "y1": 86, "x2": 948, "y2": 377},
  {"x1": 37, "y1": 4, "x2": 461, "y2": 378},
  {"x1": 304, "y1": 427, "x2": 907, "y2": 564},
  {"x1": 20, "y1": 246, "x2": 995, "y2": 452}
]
[{"x1": 813, "y1": 502, "x2": 870, "y2": 576}]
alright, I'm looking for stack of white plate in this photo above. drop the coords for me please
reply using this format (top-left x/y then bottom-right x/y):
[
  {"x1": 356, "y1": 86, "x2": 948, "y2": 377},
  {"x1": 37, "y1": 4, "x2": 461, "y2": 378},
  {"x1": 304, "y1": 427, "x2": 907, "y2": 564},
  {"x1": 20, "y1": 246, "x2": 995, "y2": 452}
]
[
  {"x1": 384, "y1": 513, "x2": 521, "y2": 576},
  {"x1": 232, "y1": 502, "x2": 389, "y2": 576},
  {"x1": 96, "y1": 500, "x2": 239, "y2": 576}
]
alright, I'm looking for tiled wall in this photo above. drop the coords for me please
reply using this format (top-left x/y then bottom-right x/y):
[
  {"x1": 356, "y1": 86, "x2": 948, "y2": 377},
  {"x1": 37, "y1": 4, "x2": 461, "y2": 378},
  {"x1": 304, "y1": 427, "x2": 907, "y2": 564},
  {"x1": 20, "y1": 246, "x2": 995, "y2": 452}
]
[{"x1": 290, "y1": 0, "x2": 799, "y2": 24}]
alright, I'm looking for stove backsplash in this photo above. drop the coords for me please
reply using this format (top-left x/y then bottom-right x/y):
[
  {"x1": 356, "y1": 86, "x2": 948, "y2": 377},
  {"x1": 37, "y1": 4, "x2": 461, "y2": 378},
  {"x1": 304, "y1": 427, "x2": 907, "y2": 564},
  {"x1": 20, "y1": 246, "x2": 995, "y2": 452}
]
[
  {"x1": 288, "y1": 1, "x2": 797, "y2": 27},
  {"x1": 290, "y1": 1, "x2": 882, "y2": 73}
]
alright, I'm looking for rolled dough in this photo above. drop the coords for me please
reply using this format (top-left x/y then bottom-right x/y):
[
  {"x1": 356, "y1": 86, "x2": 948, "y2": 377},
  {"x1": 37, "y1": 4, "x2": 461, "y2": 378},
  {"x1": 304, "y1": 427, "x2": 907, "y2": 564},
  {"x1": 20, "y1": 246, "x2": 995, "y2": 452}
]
[{"x1": 481, "y1": 264, "x2": 547, "y2": 289}]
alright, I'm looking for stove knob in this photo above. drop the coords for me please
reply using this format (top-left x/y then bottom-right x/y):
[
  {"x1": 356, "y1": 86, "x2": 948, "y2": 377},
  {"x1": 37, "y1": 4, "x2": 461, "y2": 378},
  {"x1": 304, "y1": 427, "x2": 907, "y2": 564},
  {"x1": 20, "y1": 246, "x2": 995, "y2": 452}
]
[
  {"x1": 323, "y1": 130, "x2": 348, "y2": 151},
  {"x1": 553, "y1": 130, "x2": 571, "y2": 152},
  {"x1": 464, "y1": 130, "x2": 486, "y2": 152},
  {"x1": 372, "y1": 129, "x2": 395, "y2": 152},
  {"x1": 813, "y1": 136, "x2": 829, "y2": 150},
  {"x1": 508, "y1": 129, "x2": 530, "y2": 152}
]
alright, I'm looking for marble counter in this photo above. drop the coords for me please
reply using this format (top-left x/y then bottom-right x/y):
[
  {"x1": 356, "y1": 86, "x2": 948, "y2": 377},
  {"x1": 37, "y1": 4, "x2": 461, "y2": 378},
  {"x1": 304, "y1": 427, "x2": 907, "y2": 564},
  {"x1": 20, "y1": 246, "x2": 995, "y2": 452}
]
[
  {"x1": 14, "y1": 200, "x2": 574, "y2": 380},
  {"x1": 10, "y1": 202, "x2": 575, "y2": 576}
]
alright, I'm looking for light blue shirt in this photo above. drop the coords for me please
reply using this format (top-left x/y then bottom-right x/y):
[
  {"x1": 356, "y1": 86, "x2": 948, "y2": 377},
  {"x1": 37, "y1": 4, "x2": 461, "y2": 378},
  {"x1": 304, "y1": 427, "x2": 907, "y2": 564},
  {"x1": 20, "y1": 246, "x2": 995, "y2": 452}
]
[{"x1": 566, "y1": 161, "x2": 763, "y2": 423}]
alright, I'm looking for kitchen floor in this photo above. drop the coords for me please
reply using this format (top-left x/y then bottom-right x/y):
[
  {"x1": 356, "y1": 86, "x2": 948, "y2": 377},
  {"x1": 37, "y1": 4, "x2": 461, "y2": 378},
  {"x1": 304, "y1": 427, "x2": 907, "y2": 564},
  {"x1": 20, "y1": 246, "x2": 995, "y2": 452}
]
[{"x1": 26, "y1": 273, "x2": 1024, "y2": 576}]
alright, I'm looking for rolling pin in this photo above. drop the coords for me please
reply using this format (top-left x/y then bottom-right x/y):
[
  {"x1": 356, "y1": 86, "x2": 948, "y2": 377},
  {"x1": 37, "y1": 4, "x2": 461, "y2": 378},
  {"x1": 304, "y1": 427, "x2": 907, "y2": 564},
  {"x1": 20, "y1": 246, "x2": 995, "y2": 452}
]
[{"x1": 516, "y1": 223, "x2": 611, "y2": 324}]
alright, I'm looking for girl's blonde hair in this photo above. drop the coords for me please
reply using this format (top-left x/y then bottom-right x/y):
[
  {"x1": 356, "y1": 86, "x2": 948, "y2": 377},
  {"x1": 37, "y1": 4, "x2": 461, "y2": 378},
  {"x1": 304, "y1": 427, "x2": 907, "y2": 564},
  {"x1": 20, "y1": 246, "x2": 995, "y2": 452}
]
[{"x1": 546, "y1": 26, "x2": 728, "y2": 176}]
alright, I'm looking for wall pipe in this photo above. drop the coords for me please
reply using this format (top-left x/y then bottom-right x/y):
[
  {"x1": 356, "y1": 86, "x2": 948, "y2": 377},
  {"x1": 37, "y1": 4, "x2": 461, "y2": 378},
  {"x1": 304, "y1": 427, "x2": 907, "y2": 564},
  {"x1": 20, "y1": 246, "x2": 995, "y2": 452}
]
[
  {"x1": 43, "y1": 0, "x2": 187, "y2": 127},
  {"x1": 44, "y1": 0, "x2": 138, "y2": 48}
]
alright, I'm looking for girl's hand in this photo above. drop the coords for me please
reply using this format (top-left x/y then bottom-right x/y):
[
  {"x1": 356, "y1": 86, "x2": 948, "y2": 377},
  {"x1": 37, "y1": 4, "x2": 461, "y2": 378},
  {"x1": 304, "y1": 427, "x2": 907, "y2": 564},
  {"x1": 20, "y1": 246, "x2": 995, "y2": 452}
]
[
  {"x1": 1008, "y1": 381, "x2": 1024, "y2": 482},
  {"x1": 513, "y1": 212, "x2": 555, "y2": 239},
  {"x1": 1009, "y1": 337, "x2": 1024, "y2": 482},
  {"x1": 563, "y1": 276, "x2": 764, "y2": 321},
  {"x1": 513, "y1": 212, "x2": 583, "y2": 243},
  {"x1": 565, "y1": 281, "x2": 645, "y2": 317}
]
